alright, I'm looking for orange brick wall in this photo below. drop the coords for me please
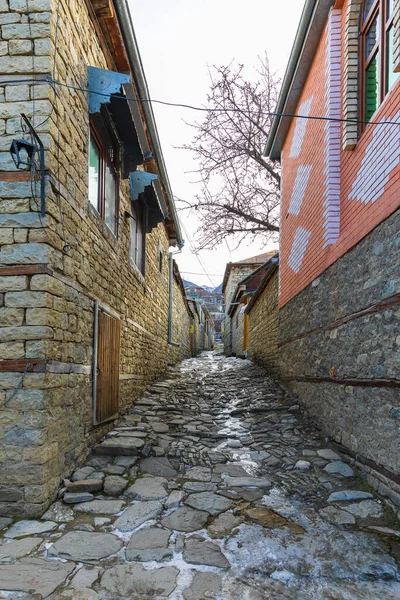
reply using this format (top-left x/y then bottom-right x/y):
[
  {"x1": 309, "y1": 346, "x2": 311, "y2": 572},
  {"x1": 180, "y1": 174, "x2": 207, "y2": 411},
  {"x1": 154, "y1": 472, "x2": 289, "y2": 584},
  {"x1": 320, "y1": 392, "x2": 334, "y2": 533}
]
[{"x1": 279, "y1": 0, "x2": 400, "y2": 307}]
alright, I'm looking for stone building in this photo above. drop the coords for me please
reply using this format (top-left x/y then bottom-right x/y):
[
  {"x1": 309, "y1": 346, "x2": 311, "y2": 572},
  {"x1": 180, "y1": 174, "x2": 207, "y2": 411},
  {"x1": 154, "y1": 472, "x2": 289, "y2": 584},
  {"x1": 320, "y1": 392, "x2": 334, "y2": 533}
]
[
  {"x1": 222, "y1": 252, "x2": 277, "y2": 355},
  {"x1": 168, "y1": 258, "x2": 193, "y2": 364},
  {"x1": 187, "y1": 298, "x2": 200, "y2": 357},
  {"x1": 196, "y1": 300, "x2": 214, "y2": 351},
  {"x1": 245, "y1": 258, "x2": 279, "y2": 372},
  {"x1": 265, "y1": 0, "x2": 400, "y2": 508},
  {"x1": 0, "y1": 0, "x2": 191, "y2": 517},
  {"x1": 228, "y1": 258, "x2": 278, "y2": 358}
]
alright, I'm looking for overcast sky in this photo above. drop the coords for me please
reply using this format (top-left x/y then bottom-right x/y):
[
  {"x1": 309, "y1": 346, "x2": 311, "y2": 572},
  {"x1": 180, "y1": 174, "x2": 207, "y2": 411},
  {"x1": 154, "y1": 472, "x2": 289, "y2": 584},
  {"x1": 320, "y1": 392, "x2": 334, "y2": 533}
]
[{"x1": 130, "y1": 0, "x2": 305, "y2": 288}]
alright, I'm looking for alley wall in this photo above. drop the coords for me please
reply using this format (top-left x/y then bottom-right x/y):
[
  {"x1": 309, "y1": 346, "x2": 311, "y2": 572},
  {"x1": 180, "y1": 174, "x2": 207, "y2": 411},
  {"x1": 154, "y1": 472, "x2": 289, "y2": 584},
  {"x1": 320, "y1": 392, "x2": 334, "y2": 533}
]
[
  {"x1": 167, "y1": 264, "x2": 192, "y2": 364},
  {"x1": 231, "y1": 306, "x2": 245, "y2": 357},
  {"x1": 247, "y1": 269, "x2": 279, "y2": 372},
  {"x1": 0, "y1": 0, "x2": 190, "y2": 517},
  {"x1": 269, "y1": 1, "x2": 400, "y2": 510}
]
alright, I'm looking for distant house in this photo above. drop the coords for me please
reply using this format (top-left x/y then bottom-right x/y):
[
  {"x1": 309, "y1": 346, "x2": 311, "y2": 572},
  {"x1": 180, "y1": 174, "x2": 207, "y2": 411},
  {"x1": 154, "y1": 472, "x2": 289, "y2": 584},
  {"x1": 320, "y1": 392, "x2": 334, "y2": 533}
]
[
  {"x1": 245, "y1": 257, "x2": 279, "y2": 372},
  {"x1": 222, "y1": 252, "x2": 277, "y2": 355},
  {"x1": 197, "y1": 301, "x2": 214, "y2": 351},
  {"x1": 228, "y1": 257, "x2": 279, "y2": 358},
  {"x1": 187, "y1": 299, "x2": 200, "y2": 356}
]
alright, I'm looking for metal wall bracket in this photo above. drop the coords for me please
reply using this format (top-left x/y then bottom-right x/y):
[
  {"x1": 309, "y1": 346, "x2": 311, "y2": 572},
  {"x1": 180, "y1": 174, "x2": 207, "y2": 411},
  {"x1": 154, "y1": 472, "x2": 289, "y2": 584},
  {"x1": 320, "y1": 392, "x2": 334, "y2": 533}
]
[
  {"x1": 129, "y1": 170, "x2": 158, "y2": 200},
  {"x1": 88, "y1": 66, "x2": 130, "y2": 114}
]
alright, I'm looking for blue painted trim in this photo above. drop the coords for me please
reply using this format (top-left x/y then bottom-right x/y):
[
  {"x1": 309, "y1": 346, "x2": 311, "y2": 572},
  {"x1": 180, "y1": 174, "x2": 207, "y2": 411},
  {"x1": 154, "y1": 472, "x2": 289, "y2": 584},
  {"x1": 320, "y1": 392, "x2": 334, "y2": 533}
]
[
  {"x1": 129, "y1": 170, "x2": 158, "y2": 200},
  {"x1": 88, "y1": 66, "x2": 131, "y2": 114}
]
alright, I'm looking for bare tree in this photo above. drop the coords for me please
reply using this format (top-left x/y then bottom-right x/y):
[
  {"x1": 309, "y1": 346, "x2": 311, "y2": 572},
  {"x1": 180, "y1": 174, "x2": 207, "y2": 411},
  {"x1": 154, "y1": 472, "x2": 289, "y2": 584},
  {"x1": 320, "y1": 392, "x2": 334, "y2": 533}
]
[{"x1": 178, "y1": 55, "x2": 281, "y2": 251}]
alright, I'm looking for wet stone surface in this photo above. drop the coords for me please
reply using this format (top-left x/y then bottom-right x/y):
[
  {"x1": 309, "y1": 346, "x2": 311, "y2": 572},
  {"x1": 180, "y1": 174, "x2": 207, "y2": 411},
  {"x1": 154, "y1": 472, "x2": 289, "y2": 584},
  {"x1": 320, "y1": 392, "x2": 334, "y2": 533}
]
[{"x1": 0, "y1": 352, "x2": 400, "y2": 599}]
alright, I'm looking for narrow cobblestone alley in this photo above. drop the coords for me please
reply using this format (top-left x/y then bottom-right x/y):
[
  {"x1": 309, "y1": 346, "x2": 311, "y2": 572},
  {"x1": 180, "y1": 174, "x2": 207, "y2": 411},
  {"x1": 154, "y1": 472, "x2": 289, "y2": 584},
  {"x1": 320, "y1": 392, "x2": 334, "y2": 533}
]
[{"x1": 1, "y1": 353, "x2": 400, "y2": 599}]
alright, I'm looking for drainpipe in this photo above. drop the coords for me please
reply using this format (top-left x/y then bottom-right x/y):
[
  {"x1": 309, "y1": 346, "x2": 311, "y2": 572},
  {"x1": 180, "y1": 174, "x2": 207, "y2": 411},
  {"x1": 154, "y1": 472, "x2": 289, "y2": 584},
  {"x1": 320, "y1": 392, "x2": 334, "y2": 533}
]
[
  {"x1": 92, "y1": 300, "x2": 99, "y2": 425},
  {"x1": 168, "y1": 251, "x2": 180, "y2": 347}
]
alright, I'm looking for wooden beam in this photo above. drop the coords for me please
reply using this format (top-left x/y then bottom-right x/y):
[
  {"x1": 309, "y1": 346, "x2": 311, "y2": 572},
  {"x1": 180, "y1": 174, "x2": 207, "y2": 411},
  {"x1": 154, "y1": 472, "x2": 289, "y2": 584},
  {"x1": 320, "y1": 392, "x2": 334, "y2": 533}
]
[
  {"x1": 92, "y1": 0, "x2": 114, "y2": 18},
  {"x1": 0, "y1": 265, "x2": 50, "y2": 276},
  {"x1": 279, "y1": 293, "x2": 400, "y2": 347},
  {"x1": 0, "y1": 359, "x2": 46, "y2": 372},
  {"x1": 282, "y1": 375, "x2": 400, "y2": 389},
  {"x1": 0, "y1": 171, "x2": 32, "y2": 182}
]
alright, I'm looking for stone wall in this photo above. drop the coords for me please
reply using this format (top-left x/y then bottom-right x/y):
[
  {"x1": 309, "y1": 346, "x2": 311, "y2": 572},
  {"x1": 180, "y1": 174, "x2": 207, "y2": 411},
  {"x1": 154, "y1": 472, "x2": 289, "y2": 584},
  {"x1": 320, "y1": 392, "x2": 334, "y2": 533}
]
[
  {"x1": 0, "y1": 0, "x2": 190, "y2": 517},
  {"x1": 223, "y1": 265, "x2": 258, "y2": 355},
  {"x1": 247, "y1": 269, "x2": 279, "y2": 372},
  {"x1": 278, "y1": 208, "x2": 400, "y2": 512},
  {"x1": 231, "y1": 305, "x2": 245, "y2": 357},
  {"x1": 167, "y1": 265, "x2": 192, "y2": 365}
]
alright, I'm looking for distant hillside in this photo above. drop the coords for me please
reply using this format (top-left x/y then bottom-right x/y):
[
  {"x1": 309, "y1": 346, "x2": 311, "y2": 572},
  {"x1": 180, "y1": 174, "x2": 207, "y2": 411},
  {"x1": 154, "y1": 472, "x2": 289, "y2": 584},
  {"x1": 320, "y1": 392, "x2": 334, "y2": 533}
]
[
  {"x1": 213, "y1": 283, "x2": 222, "y2": 293},
  {"x1": 183, "y1": 280, "x2": 222, "y2": 294},
  {"x1": 183, "y1": 279, "x2": 199, "y2": 289}
]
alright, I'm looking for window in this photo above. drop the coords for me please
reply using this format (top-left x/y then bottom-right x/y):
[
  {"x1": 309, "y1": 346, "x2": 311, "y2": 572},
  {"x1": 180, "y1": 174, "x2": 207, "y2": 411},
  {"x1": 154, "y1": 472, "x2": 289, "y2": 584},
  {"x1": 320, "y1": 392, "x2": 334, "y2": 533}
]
[
  {"x1": 158, "y1": 249, "x2": 163, "y2": 273},
  {"x1": 88, "y1": 123, "x2": 119, "y2": 236},
  {"x1": 361, "y1": 0, "x2": 400, "y2": 123},
  {"x1": 129, "y1": 202, "x2": 146, "y2": 274}
]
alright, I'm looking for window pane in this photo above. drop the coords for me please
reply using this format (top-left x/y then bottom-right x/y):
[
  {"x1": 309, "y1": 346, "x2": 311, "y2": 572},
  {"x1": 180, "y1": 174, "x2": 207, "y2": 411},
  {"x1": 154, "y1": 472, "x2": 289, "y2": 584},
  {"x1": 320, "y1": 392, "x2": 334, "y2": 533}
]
[
  {"x1": 365, "y1": 51, "x2": 379, "y2": 121},
  {"x1": 130, "y1": 203, "x2": 145, "y2": 273},
  {"x1": 388, "y1": 0, "x2": 393, "y2": 18},
  {"x1": 136, "y1": 212, "x2": 144, "y2": 271},
  {"x1": 366, "y1": 13, "x2": 379, "y2": 60},
  {"x1": 386, "y1": 25, "x2": 400, "y2": 91},
  {"x1": 105, "y1": 159, "x2": 117, "y2": 234},
  {"x1": 88, "y1": 135, "x2": 100, "y2": 209},
  {"x1": 130, "y1": 208, "x2": 137, "y2": 263},
  {"x1": 363, "y1": 0, "x2": 376, "y2": 21}
]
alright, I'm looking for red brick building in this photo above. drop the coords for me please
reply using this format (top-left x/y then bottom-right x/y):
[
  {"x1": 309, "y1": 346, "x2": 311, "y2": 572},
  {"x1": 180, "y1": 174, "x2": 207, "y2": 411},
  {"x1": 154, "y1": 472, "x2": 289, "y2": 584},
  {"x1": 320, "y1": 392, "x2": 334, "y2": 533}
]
[{"x1": 266, "y1": 0, "x2": 400, "y2": 510}]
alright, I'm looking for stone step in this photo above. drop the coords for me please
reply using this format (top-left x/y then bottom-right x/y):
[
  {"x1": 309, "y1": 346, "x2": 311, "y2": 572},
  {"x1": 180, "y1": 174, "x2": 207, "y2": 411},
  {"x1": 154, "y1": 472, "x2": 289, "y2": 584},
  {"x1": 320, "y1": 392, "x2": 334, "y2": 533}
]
[{"x1": 93, "y1": 436, "x2": 146, "y2": 456}]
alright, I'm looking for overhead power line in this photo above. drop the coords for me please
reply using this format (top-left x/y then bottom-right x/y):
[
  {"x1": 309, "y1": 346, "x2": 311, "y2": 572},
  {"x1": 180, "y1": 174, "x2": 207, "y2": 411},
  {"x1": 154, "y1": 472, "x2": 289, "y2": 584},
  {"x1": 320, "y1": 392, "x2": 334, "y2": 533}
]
[
  {"x1": 181, "y1": 271, "x2": 223, "y2": 277},
  {"x1": 3, "y1": 76, "x2": 400, "y2": 127},
  {"x1": 179, "y1": 220, "x2": 217, "y2": 290}
]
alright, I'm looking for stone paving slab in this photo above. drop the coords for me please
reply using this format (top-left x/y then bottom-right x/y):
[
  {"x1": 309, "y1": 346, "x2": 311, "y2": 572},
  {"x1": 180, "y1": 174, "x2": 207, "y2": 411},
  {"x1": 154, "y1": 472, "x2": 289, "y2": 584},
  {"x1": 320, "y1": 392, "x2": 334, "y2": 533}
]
[
  {"x1": 5, "y1": 520, "x2": 57, "y2": 539},
  {"x1": 183, "y1": 535, "x2": 230, "y2": 568},
  {"x1": 161, "y1": 506, "x2": 209, "y2": 532},
  {"x1": 0, "y1": 537, "x2": 42, "y2": 562},
  {"x1": 48, "y1": 532, "x2": 123, "y2": 561},
  {"x1": 126, "y1": 527, "x2": 172, "y2": 561},
  {"x1": 94, "y1": 437, "x2": 144, "y2": 455},
  {"x1": 126, "y1": 476, "x2": 168, "y2": 500},
  {"x1": 185, "y1": 491, "x2": 232, "y2": 515},
  {"x1": 73, "y1": 500, "x2": 125, "y2": 515},
  {"x1": 0, "y1": 558, "x2": 74, "y2": 597},
  {"x1": 114, "y1": 501, "x2": 163, "y2": 531},
  {"x1": 100, "y1": 564, "x2": 179, "y2": 597},
  {"x1": 0, "y1": 352, "x2": 399, "y2": 600}
]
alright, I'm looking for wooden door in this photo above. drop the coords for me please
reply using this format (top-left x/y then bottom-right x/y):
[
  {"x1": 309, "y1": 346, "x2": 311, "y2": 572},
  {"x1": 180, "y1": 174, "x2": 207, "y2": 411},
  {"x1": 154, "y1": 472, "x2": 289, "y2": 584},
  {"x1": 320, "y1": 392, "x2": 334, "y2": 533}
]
[{"x1": 94, "y1": 308, "x2": 120, "y2": 424}]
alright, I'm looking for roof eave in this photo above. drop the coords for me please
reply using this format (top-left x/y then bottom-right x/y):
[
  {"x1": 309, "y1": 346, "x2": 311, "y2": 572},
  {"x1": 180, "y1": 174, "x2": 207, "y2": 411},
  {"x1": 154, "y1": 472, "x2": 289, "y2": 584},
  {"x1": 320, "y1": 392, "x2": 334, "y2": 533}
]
[
  {"x1": 264, "y1": 0, "x2": 335, "y2": 160},
  {"x1": 245, "y1": 260, "x2": 279, "y2": 314},
  {"x1": 113, "y1": 0, "x2": 184, "y2": 248}
]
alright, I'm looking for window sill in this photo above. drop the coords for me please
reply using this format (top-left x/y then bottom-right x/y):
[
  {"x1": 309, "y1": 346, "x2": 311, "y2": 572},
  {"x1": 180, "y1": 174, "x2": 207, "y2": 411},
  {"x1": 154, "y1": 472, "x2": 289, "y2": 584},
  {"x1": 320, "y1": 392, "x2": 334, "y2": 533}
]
[
  {"x1": 88, "y1": 202, "x2": 118, "y2": 249},
  {"x1": 129, "y1": 258, "x2": 146, "y2": 287},
  {"x1": 358, "y1": 77, "x2": 400, "y2": 144}
]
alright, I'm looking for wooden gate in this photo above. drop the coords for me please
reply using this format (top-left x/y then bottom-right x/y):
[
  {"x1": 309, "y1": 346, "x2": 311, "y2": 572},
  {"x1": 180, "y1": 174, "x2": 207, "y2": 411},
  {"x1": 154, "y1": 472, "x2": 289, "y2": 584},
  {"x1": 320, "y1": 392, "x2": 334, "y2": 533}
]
[{"x1": 93, "y1": 305, "x2": 120, "y2": 424}]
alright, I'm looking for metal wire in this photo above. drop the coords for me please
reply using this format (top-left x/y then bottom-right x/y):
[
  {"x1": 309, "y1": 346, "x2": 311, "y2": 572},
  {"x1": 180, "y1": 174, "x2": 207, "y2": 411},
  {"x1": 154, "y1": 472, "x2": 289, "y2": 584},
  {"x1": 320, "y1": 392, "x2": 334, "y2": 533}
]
[{"x1": 1, "y1": 76, "x2": 400, "y2": 127}]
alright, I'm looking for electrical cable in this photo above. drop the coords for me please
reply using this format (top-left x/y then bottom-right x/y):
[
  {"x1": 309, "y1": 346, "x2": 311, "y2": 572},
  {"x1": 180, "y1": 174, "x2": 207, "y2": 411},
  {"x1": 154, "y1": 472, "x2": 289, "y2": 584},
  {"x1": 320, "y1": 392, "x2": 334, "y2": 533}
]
[
  {"x1": 23, "y1": 0, "x2": 45, "y2": 230},
  {"x1": 180, "y1": 220, "x2": 218, "y2": 290},
  {"x1": 34, "y1": 0, "x2": 61, "y2": 130},
  {"x1": 180, "y1": 271, "x2": 224, "y2": 277},
  {"x1": 2, "y1": 76, "x2": 400, "y2": 127}
]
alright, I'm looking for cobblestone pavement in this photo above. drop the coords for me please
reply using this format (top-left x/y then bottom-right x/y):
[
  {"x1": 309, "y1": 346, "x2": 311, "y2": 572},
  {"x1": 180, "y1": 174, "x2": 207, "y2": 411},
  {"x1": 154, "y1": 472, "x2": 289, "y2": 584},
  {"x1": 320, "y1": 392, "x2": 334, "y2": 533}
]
[{"x1": 1, "y1": 352, "x2": 400, "y2": 599}]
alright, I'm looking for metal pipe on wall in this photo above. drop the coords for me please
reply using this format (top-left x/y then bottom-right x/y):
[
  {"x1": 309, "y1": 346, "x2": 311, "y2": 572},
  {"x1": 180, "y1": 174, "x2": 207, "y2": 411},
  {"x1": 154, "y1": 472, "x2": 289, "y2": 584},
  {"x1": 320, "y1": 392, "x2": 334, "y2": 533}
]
[
  {"x1": 92, "y1": 300, "x2": 99, "y2": 425},
  {"x1": 168, "y1": 251, "x2": 180, "y2": 347}
]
